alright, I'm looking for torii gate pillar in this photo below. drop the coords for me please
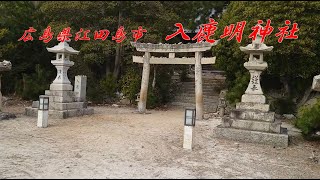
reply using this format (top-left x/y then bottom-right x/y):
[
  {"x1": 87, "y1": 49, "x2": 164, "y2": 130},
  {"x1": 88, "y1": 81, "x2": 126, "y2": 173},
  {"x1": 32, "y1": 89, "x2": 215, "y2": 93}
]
[
  {"x1": 195, "y1": 51, "x2": 204, "y2": 121},
  {"x1": 138, "y1": 52, "x2": 151, "y2": 113}
]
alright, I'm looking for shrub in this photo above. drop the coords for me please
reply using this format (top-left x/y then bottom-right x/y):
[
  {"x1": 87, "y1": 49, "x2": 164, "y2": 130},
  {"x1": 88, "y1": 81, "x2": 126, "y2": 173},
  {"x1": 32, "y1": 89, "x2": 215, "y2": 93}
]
[
  {"x1": 147, "y1": 89, "x2": 160, "y2": 109},
  {"x1": 295, "y1": 98, "x2": 320, "y2": 136},
  {"x1": 87, "y1": 74, "x2": 118, "y2": 104},
  {"x1": 225, "y1": 71, "x2": 250, "y2": 106},
  {"x1": 86, "y1": 78, "x2": 105, "y2": 103},
  {"x1": 120, "y1": 68, "x2": 141, "y2": 103},
  {"x1": 270, "y1": 98, "x2": 296, "y2": 115},
  {"x1": 19, "y1": 64, "x2": 52, "y2": 100}
]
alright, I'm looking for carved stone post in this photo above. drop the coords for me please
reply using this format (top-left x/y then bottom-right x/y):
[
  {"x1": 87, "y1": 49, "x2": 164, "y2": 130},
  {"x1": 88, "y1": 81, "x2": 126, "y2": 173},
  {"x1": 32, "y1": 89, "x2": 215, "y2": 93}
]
[
  {"x1": 138, "y1": 52, "x2": 151, "y2": 113},
  {"x1": 195, "y1": 51, "x2": 203, "y2": 121}
]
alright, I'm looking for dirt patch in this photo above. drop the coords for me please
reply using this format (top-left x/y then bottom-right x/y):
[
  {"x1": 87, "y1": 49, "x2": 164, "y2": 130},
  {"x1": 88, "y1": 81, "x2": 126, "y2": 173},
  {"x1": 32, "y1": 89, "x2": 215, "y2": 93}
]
[{"x1": 0, "y1": 103, "x2": 319, "y2": 178}]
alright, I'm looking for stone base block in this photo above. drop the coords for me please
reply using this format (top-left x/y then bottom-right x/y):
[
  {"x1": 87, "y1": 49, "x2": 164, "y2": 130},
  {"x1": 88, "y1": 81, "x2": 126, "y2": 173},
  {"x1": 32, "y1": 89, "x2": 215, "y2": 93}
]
[
  {"x1": 49, "y1": 108, "x2": 94, "y2": 119},
  {"x1": 214, "y1": 125, "x2": 289, "y2": 148},
  {"x1": 45, "y1": 90, "x2": 75, "y2": 103},
  {"x1": 222, "y1": 117, "x2": 281, "y2": 133},
  {"x1": 32, "y1": 101, "x2": 39, "y2": 108},
  {"x1": 50, "y1": 84, "x2": 73, "y2": 91},
  {"x1": 25, "y1": 107, "x2": 94, "y2": 119},
  {"x1": 236, "y1": 102, "x2": 269, "y2": 112},
  {"x1": 241, "y1": 94, "x2": 266, "y2": 103},
  {"x1": 230, "y1": 109, "x2": 275, "y2": 122},
  {"x1": 49, "y1": 102, "x2": 84, "y2": 111},
  {"x1": 25, "y1": 107, "x2": 38, "y2": 117}
]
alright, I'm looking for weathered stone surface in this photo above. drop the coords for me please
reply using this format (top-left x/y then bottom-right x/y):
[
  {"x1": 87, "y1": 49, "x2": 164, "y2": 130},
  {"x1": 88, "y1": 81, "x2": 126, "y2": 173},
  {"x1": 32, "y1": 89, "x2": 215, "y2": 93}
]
[
  {"x1": 195, "y1": 51, "x2": 203, "y2": 121},
  {"x1": 138, "y1": 52, "x2": 150, "y2": 113},
  {"x1": 25, "y1": 107, "x2": 93, "y2": 119},
  {"x1": 241, "y1": 94, "x2": 266, "y2": 103},
  {"x1": 283, "y1": 114, "x2": 296, "y2": 120},
  {"x1": 214, "y1": 125, "x2": 288, "y2": 148},
  {"x1": 49, "y1": 84, "x2": 73, "y2": 91},
  {"x1": 312, "y1": 74, "x2": 320, "y2": 91},
  {"x1": 236, "y1": 102, "x2": 270, "y2": 112},
  {"x1": 49, "y1": 102, "x2": 84, "y2": 111},
  {"x1": 74, "y1": 75, "x2": 87, "y2": 102},
  {"x1": 230, "y1": 109, "x2": 275, "y2": 122},
  {"x1": 32, "y1": 101, "x2": 39, "y2": 108},
  {"x1": 25, "y1": 107, "x2": 38, "y2": 116},
  {"x1": 222, "y1": 118, "x2": 281, "y2": 133}
]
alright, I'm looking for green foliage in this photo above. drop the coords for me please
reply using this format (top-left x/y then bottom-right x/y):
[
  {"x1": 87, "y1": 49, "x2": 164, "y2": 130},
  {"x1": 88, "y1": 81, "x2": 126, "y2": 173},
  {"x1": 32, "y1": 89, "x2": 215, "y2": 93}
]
[
  {"x1": 147, "y1": 89, "x2": 160, "y2": 109},
  {"x1": 86, "y1": 78, "x2": 104, "y2": 103},
  {"x1": 20, "y1": 64, "x2": 52, "y2": 100},
  {"x1": 295, "y1": 98, "x2": 320, "y2": 136},
  {"x1": 225, "y1": 71, "x2": 250, "y2": 106},
  {"x1": 87, "y1": 75, "x2": 118, "y2": 103},
  {"x1": 100, "y1": 74, "x2": 118, "y2": 98},
  {"x1": 120, "y1": 67, "x2": 141, "y2": 103},
  {"x1": 270, "y1": 98, "x2": 296, "y2": 115}
]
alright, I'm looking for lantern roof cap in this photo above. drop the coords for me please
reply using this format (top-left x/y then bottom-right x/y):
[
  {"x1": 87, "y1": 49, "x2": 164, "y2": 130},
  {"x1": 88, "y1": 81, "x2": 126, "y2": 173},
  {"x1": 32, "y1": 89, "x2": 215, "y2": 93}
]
[{"x1": 47, "y1": 40, "x2": 79, "y2": 54}]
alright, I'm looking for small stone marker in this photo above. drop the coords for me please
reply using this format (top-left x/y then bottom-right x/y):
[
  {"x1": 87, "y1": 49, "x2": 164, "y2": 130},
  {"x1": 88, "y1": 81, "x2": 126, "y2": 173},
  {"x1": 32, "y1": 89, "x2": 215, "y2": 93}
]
[
  {"x1": 74, "y1": 75, "x2": 87, "y2": 102},
  {"x1": 183, "y1": 108, "x2": 196, "y2": 150},
  {"x1": 183, "y1": 126, "x2": 194, "y2": 150}
]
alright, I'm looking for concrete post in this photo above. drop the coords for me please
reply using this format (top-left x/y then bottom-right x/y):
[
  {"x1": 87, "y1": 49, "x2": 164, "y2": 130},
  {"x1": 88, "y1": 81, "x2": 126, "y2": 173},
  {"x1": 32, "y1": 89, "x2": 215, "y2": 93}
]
[
  {"x1": 183, "y1": 126, "x2": 194, "y2": 150},
  {"x1": 195, "y1": 51, "x2": 203, "y2": 121},
  {"x1": 37, "y1": 110, "x2": 48, "y2": 128},
  {"x1": 138, "y1": 52, "x2": 151, "y2": 113},
  {"x1": 74, "y1": 75, "x2": 87, "y2": 102}
]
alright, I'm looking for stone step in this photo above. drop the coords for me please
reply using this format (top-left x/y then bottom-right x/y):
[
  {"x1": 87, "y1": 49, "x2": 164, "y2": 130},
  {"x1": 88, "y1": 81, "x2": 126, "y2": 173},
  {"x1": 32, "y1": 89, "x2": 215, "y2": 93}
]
[
  {"x1": 171, "y1": 101, "x2": 219, "y2": 105},
  {"x1": 170, "y1": 102, "x2": 218, "y2": 112},
  {"x1": 179, "y1": 86, "x2": 221, "y2": 91},
  {"x1": 181, "y1": 82, "x2": 225, "y2": 85},
  {"x1": 230, "y1": 109, "x2": 275, "y2": 122},
  {"x1": 178, "y1": 91, "x2": 220, "y2": 96},
  {"x1": 214, "y1": 125, "x2": 289, "y2": 148},
  {"x1": 49, "y1": 102, "x2": 85, "y2": 111},
  {"x1": 174, "y1": 97, "x2": 219, "y2": 103},
  {"x1": 174, "y1": 94, "x2": 219, "y2": 99},
  {"x1": 221, "y1": 117, "x2": 281, "y2": 133}
]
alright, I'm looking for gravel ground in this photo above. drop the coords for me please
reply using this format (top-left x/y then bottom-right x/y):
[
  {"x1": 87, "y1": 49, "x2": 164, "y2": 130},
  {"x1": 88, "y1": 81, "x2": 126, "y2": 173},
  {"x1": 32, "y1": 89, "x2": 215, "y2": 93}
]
[{"x1": 0, "y1": 104, "x2": 319, "y2": 179}]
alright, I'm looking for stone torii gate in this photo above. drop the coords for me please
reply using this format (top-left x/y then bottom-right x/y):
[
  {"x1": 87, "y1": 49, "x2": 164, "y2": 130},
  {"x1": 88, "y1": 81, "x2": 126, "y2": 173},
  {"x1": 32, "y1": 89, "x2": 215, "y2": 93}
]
[{"x1": 131, "y1": 41, "x2": 219, "y2": 121}]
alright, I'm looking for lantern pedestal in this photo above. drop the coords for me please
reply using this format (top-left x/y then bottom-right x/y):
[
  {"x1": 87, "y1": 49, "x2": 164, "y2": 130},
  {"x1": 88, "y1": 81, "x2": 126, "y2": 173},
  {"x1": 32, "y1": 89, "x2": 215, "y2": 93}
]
[
  {"x1": 183, "y1": 126, "x2": 194, "y2": 150},
  {"x1": 37, "y1": 110, "x2": 48, "y2": 128}
]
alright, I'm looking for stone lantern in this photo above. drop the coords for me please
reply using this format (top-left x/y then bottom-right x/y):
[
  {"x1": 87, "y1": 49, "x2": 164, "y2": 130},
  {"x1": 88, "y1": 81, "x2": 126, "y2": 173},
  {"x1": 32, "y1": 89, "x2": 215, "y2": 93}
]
[
  {"x1": 214, "y1": 31, "x2": 289, "y2": 148},
  {"x1": 25, "y1": 40, "x2": 94, "y2": 119},
  {"x1": 47, "y1": 40, "x2": 79, "y2": 92},
  {"x1": 239, "y1": 33, "x2": 273, "y2": 106}
]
